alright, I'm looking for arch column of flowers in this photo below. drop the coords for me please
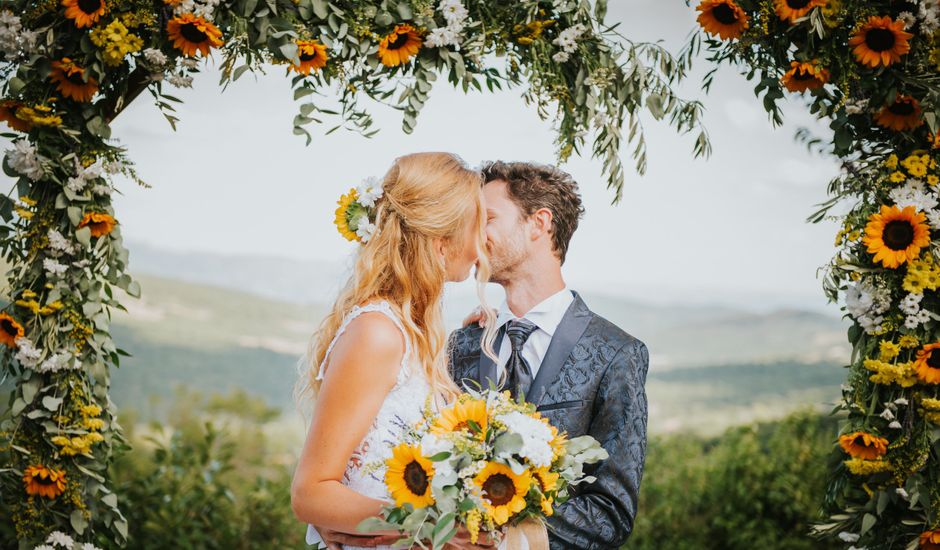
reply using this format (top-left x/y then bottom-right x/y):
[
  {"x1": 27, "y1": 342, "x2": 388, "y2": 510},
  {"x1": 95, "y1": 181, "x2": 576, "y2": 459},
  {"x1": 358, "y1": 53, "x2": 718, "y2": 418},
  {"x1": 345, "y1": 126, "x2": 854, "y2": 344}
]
[
  {"x1": 0, "y1": 0, "x2": 708, "y2": 546},
  {"x1": 693, "y1": 0, "x2": 940, "y2": 547}
]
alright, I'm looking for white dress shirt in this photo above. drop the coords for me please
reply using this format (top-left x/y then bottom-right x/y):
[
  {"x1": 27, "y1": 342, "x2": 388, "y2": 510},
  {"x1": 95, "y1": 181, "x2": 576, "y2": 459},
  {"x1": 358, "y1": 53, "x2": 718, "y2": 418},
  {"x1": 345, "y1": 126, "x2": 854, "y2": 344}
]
[{"x1": 494, "y1": 287, "x2": 574, "y2": 381}]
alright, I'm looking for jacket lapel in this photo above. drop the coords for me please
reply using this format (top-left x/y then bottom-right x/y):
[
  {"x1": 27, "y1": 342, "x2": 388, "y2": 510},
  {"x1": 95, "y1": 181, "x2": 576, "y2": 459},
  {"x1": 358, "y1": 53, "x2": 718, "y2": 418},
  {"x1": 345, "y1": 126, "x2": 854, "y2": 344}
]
[
  {"x1": 526, "y1": 291, "x2": 592, "y2": 406},
  {"x1": 477, "y1": 326, "x2": 505, "y2": 391}
]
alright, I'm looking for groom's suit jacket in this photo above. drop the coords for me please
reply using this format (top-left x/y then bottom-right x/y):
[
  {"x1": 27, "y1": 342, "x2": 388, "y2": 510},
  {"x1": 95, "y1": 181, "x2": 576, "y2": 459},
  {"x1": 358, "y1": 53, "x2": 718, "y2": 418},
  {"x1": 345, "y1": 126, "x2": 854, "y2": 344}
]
[{"x1": 448, "y1": 291, "x2": 649, "y2": 550}]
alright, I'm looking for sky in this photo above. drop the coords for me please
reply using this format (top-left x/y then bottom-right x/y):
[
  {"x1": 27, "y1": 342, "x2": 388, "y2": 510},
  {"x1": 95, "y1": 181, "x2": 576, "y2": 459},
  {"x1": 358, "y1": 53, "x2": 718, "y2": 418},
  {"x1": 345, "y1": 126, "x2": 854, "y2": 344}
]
[{"x1": 21, "y1": 1, "x2": 848, "y2": 312}]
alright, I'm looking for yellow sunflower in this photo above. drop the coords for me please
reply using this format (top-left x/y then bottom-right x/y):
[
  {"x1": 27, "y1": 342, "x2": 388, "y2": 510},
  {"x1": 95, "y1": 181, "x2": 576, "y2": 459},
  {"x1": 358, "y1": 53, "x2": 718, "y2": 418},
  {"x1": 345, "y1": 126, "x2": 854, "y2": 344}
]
[
  {"x1": 334, "y1": 188, "x2": 360, "y2": 242},
  {"x1": 377, "y1": 24, "x2": 422, "y2": 67},
  {"x1": 696, "y1": 0, "x2": 749, "y2": 41},
  {"x1": 838, "y1": 431, "x2": 889, "y2": 460},
  {"x1": 862, "y1": 205, "x2": 930, "y2": 269},
  {"x1": 290, "y1": 39, "x2": 328, "y2": 75},
  {"x1": 431, "y1": 398, "x2": 488, "y2": 435},
  {"x1": 930, "y1": 132, "x2": 940, "y2": 150},
  {"x1": 922, "y1": 530, "x2": 940, "y2": 550},
  {"x1": 914, "y1": 343, "x2": 940, "y2": 384},
  {"x1": 0, "y1": 100, "x2": 31, "y2": 132},
  {"x1": 473, "y1": 462, "x2": 531, "y2": 525},
  {"x1": 77, "y1": 212, "x2": 117, "y2": 237},
  {"x1": 62, "y1": 0, "x2": 107, "y2": 28},
  {"x1": 849, "y1": 16, "x2": 913, "y2": 68},
  {"x1": 531, "y1": 466, "x2": 559, "y2": 515},
  {"x1": 774, "y1": 0, "x2": 826, "y2": 23},
  {"x1": 0, "y1": 312, "x2": 23, "y2": 348},
  {"x1": 167, "y1": 13, "x2": 223, "y2": 57},
  {"x1": 23, "y1": 465, "x2": 67, "y2": 499},
  {"x1": 49, "y1": 58, "x2": 98, "y2": 102},
  {"x1": 875, "y1": 95, "x2": 924, "y2": 132},
  {"x1": 781, "y1": 60, "x2": 829, "y2": 92},
  {"x1": 385, "y1": 443, "x2": 435, "y2": 508}
]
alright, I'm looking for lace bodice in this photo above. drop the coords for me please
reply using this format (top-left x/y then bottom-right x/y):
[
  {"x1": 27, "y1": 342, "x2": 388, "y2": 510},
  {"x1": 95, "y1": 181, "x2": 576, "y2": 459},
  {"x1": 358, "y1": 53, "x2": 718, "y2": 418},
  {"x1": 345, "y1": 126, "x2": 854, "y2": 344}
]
[{"x1": 305, "y1": 301, "x2": 438, "y2": 549}]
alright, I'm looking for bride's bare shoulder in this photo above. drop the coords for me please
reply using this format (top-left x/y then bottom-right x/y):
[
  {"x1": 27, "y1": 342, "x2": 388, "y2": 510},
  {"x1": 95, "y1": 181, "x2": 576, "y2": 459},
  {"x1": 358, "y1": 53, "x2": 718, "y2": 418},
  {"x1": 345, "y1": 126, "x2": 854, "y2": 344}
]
[{"x1": 321, "y1": 310, "x2": 406, "y2": 386}]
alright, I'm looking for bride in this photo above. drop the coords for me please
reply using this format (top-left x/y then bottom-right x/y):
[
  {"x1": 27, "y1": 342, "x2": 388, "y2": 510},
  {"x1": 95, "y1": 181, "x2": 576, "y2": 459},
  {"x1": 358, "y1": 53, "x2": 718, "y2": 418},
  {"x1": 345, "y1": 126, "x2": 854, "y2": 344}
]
[{"x1": 291, "y1": 152, "x2": 498, "y2": 550}]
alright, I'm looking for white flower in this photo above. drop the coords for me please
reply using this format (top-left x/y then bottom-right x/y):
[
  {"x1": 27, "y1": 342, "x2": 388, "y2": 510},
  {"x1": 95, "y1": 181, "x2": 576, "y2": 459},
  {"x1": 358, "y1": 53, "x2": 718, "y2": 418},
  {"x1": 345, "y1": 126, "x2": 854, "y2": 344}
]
[
  {"x1": 46, "y1": 530, "x2": 74, "y2": 549},
  {"x1": 838, "y1": 532, "x2": 860, "y2": 543},
  {"x1": 879, "y1": 408, "x2": 896, "y2": 421},
  {"x1": 439, "y1": 0, "x2": 468, "y2": 25},
  {"x1": 180, "y1": 57, "x2": 200, "y2": 69},
  {"x1": 844, "y1": 98, "x2": 869, "y2": 115},
  {"x1": 168, "y1": 74, "x2": 194, "y2": 88},
  {"x1": 888, "y1": 420, "x2": 903, "y2": 429},
  {"x1": 7, "y1": 140, "x2": 44, "y2": 181},
  {"x1": 495, "y1": 411, "x2": 554, "y2": 467},
  {"x1": 73, "y1": 258, "x2": 92, "y2": 269},
  {"x1": 426, "y1": 26, "x2": 460, "y2": 48},
  {"x1": 91, "y1": 184, "x2": 113, "y2": 196},
  {"x1": 899, "y1": 11, "x2": 917, "y2": 30},
  {"x1": 33, "y1": 545, "x2": 56, "y2": 550},
  {"x1": 14, "y1": 337, "x2": 41, "y2": 368},
  {"x1": 552, "y1": 51, "x2": 570, "y2": 63},
  {"x1": 420, "y1": 432, "x2": 454, "y2": 457},
  {"x1": 895, "y1": 397, "x2": 909, "y2": 406},
  {"x1": 896, "y1": 487, "x2": 910, "y2": 500},
  {"x1": 37, "y1": 351, "x2": 73, "y2": 373},
  {"x1": 900, "y1": 292, "x2": 923, "y2": 315},
  {"x1": 80, "y1": 544, "x2": 103, "y2": 550},
  {"x1": 43, "y1": 258, "x2": 69, "y2": 277},
  {"x1": 889, "y1": 180, "x2": 938, "y2": 212},
  {"x1": 845, "y1": 283, "x2": 874, "y2": 317},
  {"x1": 66, "y1": 176, "x2": 87, "y2": 193},
  {"x1": 143, "y1": 48, "x2": 167, "y2": 66},
  {"x1": 103, "y1": 159, "x2": 125, "y2": 174},
  {"x1": 356, "y1": 176, "x2": 384, "y2": 208},
  {"x1": 47, "y1": 229, "x2": 76, "y2": 255},
  {"x1": 927, "y1": 209, "x2": 940, "y2": 229},
  {"x1": 355, "y1": 215, "x2": 376, "y2": 243},
  {"x1": 552, "y1": 23, "x2": 588, "y2": 54},
  {"x1": 0, "y1": 10, "x2": 38, "y2": 60}
]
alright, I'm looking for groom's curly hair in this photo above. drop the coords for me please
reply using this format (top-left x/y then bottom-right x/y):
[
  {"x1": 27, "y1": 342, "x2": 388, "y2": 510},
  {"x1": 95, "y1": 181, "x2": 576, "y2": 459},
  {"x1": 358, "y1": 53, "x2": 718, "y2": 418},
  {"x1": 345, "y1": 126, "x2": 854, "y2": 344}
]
[{"x1": 480, "y1": 160, "x2": 584, "y2": 264}]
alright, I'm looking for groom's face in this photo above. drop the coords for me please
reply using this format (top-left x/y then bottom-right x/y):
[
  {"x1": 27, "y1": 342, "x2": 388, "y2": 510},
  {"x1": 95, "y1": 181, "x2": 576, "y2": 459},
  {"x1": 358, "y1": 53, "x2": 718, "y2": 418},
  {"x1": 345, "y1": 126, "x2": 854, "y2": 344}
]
[{"x1": 483, "y1": 180, "x2": 529, "y2": 285}]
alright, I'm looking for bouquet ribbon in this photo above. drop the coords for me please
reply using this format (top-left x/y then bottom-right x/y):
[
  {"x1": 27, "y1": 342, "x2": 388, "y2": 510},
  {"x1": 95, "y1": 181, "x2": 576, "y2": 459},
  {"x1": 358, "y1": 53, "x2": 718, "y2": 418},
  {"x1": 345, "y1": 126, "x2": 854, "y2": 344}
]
[{"x1": 504, "y1": 518, "x2": 549, "y2": 550}]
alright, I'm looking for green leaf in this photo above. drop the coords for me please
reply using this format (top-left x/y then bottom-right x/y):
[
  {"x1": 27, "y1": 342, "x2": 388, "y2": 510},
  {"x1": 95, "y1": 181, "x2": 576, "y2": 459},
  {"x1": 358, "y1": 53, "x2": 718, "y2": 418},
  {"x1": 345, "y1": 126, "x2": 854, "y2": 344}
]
[
  {"x1": 70, "y1": 509, "x2": 88, "y2": 535},
  {"x1": 67, "y1": 206, "x2": 82, "y2": 226},
  {"x1": 126, "y1": 280, "x2": 141, "y2": 298},
  {"x1": 75, "y1": 226, "x2": 92, "y2": 248},
  {"x1": 860, "y1": 513, "x2": 876, "y2": 536},
  {"x1": 22, "y1": 377, "x2": 40, "y2": 404},
  {"x1": 311, "y1": 0, "x2": 328, "y2": 19},
  {"x1": 42, "y1": 395, "x2": 63, "y2": 411}
]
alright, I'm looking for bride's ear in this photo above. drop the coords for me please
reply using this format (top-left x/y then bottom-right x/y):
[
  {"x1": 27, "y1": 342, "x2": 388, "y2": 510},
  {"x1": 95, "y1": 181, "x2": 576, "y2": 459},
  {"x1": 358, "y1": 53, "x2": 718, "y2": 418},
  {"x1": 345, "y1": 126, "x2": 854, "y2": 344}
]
[{"x1": 434, "y1": 237, "x2": 447, "y2": 263}]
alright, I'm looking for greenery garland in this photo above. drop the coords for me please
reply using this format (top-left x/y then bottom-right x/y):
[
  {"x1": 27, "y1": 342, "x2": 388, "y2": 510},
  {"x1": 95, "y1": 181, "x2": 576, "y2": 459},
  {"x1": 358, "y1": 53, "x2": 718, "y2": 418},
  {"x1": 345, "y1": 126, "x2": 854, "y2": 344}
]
[
  {"x1": 690, "y1": 0, "x2": 940, "y2": 548},
  {"x1": 0, "y1": 0, "x2": 709, "y2": 546}
]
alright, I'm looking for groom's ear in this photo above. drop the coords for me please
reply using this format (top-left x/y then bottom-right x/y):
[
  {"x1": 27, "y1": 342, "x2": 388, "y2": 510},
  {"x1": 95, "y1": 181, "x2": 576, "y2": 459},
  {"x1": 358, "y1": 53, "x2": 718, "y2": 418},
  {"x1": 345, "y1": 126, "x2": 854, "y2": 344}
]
[{"x1": 530, "y1": 207, "x2": 554, "y2": 240}]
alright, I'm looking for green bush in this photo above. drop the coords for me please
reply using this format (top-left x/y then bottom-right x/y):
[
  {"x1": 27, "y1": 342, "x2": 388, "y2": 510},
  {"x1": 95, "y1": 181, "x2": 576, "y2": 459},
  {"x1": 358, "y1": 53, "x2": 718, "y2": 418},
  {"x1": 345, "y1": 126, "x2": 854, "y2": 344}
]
[{"x1": 626, "y1": 408, "x2": 844, "y2": 550}]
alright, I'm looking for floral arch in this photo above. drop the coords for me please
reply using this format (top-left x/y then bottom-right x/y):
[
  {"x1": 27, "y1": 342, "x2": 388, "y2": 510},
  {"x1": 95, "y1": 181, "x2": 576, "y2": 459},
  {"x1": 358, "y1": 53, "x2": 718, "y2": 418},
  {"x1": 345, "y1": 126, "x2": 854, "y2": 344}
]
[{"x1": 0, "y1": 0, "x2": 708, "y2": 546}]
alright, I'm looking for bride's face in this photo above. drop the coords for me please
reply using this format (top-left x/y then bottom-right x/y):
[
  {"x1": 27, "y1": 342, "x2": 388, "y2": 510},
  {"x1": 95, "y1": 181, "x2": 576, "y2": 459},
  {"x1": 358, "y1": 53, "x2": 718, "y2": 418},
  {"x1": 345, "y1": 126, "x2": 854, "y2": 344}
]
[{"x1": 443, "y1": 207, "x2": 482, "y2": 283}]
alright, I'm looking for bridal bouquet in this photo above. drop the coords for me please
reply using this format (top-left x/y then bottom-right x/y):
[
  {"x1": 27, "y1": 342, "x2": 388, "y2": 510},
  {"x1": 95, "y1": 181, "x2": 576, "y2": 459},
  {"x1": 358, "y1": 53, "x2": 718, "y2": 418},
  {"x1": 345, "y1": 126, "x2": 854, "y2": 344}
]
[{"x1": 356, "y1": 388, "x2": 609, "y2": 549}]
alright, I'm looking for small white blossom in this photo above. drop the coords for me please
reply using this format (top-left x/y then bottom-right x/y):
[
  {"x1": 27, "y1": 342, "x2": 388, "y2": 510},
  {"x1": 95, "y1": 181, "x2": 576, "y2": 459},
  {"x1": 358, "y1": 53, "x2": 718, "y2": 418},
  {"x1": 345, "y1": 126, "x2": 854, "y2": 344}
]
[
  {"x1": 552, "y1": 23, "x2": 587, "y2": 54},
  {"x1": 91, "y1": 184, "x2": 113, "y2": 196},
  {"x1": 356, "y1": 176, "x2": 384, "y2": 208},
  {"x1": 0, "y1": 10, "x2": 39, "y2": 60},
  {"x1": 879, "y1": 408, "x2": 896, "y2": 421},
  {"x1": 46, "y1": 530, "x2": 74, "y2": 549},
  {"x1": 439, "y1": 0, "x2": 468, "y2": 26},
  {"x1": 143, "y1": 48, "x2": 167, "y2": 66},
  {"x1": 47, "y1": 229, "x2": 76, "y2": 255},
  {"x1": 552, "y1": 51, "x2": 570, "y2": 63},
  {"x1": 888, "y1": 420, "x2": 903, "y2": 429},
  {"x1": 14, "y1": 336, "x2": 41, "y2": 368},
  {"x1": 495, "y1": 411, "x2": 554, "y2": 467},
  {"x1": 168, "y1": 74, "x2": 194, "y2": 88},
  {"x1": 838, "y1": 532, "x2": 860, "y2": 543},
  {"x1": 899, "y1": 11, "x2": 917, "y2": 30},
  {"x1": 33, "y1": 545, "x2": 56, "y2": 550},
  {"x1": 37, "y1": 351, "x2": 74, "y2": 373},
  {"x1": 355, "y1": 215, "x2": 376, "y2": 243},
  {"x1": 426, "y1": 26, "x2": 460, "y2": 48},
  {"x1": 844, "y1": 98, "x2": 869, "y2": 116},
  {"x1": 889, "y1": 180, "x2": 938, "y2": 212},
  {"x1": 7, "y1": 140, "x2": 44, "y2": 181},
  {"x1": 896, "y1": 487, "x2": 910, "y2": 500},
  {"x1": 43, "y1": 258, "x2": 68, "y2": 277},
  {"x1": 895, "y1": 398, "x2": 910, "y2": 406}
]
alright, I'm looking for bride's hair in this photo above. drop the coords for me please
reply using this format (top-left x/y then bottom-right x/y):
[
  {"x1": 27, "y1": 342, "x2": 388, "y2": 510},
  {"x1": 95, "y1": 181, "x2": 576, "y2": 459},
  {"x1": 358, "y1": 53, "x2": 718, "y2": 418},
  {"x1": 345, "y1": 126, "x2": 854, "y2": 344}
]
[{"x1": 294, "y1": 152, "x2": 497, "y2": 419}]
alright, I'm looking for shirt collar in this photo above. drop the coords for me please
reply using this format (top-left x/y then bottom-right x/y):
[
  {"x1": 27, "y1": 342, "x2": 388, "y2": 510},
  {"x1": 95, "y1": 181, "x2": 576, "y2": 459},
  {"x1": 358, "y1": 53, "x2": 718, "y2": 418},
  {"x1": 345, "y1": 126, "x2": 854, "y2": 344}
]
[{"x1": 496, "y1": 287, "x2": 573, "y2": 337}]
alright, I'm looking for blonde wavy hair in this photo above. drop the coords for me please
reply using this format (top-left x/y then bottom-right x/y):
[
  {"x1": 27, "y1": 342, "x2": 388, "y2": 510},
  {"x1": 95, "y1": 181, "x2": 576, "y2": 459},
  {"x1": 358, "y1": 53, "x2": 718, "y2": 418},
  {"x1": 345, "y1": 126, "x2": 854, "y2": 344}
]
[{"x1": 294, "y1": 152, "x2": 497, "y2": 420}]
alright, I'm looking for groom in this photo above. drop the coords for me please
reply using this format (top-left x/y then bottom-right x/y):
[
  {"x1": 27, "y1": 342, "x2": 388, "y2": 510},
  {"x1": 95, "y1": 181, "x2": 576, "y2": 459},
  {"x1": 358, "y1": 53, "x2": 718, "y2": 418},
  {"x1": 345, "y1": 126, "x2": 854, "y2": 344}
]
[{"x1": 449, "y1": 161, "x2": 649, "y2": 550}]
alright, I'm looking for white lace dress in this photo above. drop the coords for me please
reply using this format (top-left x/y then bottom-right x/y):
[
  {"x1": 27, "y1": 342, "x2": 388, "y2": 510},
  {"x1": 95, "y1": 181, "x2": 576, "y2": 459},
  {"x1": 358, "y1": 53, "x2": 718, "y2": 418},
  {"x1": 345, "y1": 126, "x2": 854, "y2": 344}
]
[{"x1": 304, "y1": 301, "x2": 440, "y2": 550}]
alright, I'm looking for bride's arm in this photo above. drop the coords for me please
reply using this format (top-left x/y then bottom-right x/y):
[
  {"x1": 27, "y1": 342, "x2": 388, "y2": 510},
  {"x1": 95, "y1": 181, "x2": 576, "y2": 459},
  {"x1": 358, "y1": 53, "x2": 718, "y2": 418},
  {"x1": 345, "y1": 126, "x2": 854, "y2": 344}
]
[{"x1": 290, "y1": 312, "x2": 406, "y2": 536}]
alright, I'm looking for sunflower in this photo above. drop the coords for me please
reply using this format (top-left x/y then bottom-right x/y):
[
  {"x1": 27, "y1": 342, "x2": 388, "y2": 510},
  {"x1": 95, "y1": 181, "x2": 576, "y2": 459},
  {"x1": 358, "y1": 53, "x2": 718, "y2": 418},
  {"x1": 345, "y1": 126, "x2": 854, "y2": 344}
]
[
  {"x1": 696, "y1": 0, "x2": 749, "y2": 40},
  {"x1": 0, "y1": 101, "x2": 31, "y2": 132},
  {"x1": 930, "y1": 132, "x2": 940, "y2": 150},
  {"x1": 875, "y1": 95, "x2": 924, "y2": 132},
  {"x1": 922, "y1": 530, "x2": 940, "y2": 550},
  {"x1": 167, "y1": 13, "x2": 223, "y2": 57},
  {"x1": 473, "y1": 462, "x2": 531, "y2": 525},
  {"x1": 849, "y1": 16, "x2": 913, "y2": 68},
  {"x1": 334, "y1": 188, "x2": 360, "y2": 242},
  {"x1": 23, "y1": 465, "x2": 67, "y2": 499},
  {"x1": 862, "y1": 205, "x2": 930, "y2": 269},
  {"x1": 432, "y1": 398, "x2": 488, "y2": 435},
  {"x1": 0, "y1": 312, "x2": 23, "y2": 348},
  {"x1": 377, "y1": 24, "x2": 422, "y2": 67},
  {"x1": 838, "y1": 432, "x2": 889, "y2": 460},
  {"x1": 531, "y1": 466, "x2": 559, "y2": 515},
  {"x1": 774, "y1": 0, "x2": 826, "y2": 23},
  {"x1": 385, "y1": 443, "x2": 435, "y2": 508},
  {"x1": 49, "y1": 58, "x2": 98, "y2": 102},
  {"x1": 290, "y1": 39, "x2": 328, "y2": 75},
  {"x1": 781, "y1": 60, "x2": 829, "y2": 92},
  {"x1": 77, "y1": 212, "x2": 117, "y2": 237},
  {"x1": 914, "y1": 343, "x2": 940, "y2": 384},
  {"x1": 62, "y1": 0, "x2": 107, "y2": 28}
]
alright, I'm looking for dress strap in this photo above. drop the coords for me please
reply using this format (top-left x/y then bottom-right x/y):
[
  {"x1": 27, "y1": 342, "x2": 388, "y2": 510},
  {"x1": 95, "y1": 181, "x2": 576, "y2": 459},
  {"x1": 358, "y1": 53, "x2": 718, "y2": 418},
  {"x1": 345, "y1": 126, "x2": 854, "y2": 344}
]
[{"x1": 315, "y1": 301, "x2": 412, "y2": 381}]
